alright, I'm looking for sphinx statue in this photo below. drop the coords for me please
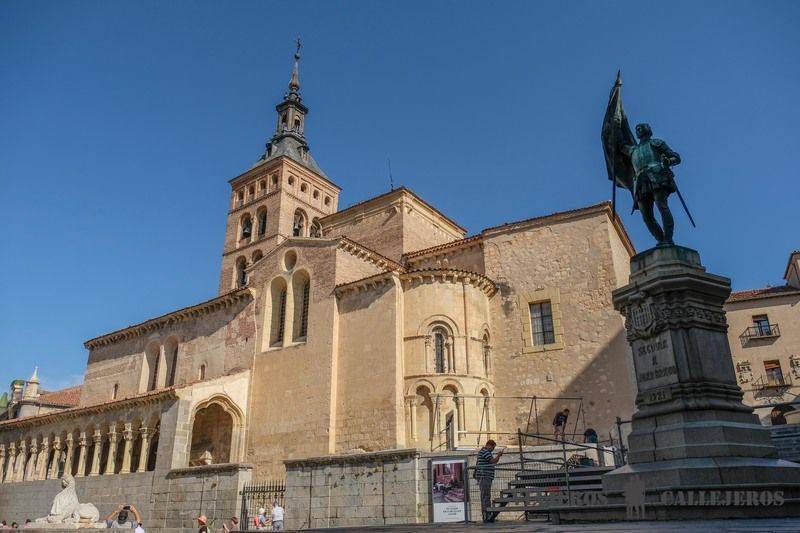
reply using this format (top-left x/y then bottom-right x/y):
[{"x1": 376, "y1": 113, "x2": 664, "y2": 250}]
[{"x1": 35, "y1": 474, "x2": 103, "y2": 528}]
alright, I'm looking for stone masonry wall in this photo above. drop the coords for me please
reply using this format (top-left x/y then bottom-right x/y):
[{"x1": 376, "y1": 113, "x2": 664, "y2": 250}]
[
  {"x1": 0, "y1": 466, "x2": 251, "y2": 533},
  {"x1": 284, "y1": 449, "x2": 426, "y2": 530}
]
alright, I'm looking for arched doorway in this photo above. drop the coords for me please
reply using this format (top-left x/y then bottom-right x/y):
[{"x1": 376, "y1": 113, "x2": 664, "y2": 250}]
[{"x1": 188, "y1": 397, "x2": 243, "y2": 466}]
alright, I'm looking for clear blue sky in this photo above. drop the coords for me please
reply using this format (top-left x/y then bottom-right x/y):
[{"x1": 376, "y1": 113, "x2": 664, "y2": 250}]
[{"x1": 1, "y1": 1, "x2": 798, "y2": 390}]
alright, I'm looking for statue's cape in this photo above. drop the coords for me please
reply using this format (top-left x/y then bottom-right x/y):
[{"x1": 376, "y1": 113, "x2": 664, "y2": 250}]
[{"x1": 601, "y1": 78, "x2": 637, "y2": 208}]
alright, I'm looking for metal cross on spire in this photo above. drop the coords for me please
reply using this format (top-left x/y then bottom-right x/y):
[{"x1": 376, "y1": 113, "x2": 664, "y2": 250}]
[{"x1": 288, "y1": 36, "x2": 302, "y2": 95}]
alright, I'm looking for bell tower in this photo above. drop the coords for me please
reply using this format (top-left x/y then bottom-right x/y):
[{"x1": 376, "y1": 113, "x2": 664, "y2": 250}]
[{"x1": 218, "y1": 41, "x2": 341, "y2": 294}]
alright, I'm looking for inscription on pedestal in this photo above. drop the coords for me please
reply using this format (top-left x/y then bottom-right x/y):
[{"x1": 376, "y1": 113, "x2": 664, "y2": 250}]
[{"x1": 633, "y1": 332, "x2": 678, "y2": 404}]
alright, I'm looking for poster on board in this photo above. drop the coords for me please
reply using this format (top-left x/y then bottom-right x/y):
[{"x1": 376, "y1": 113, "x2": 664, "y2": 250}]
[{"x1": 430, "y1": 458, "x2": 468, "y2": 522}]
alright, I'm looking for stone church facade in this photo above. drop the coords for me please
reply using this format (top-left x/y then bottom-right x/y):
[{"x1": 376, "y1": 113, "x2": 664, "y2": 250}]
[{"x1": 0, "y1": 53, "x2": 637, "y2": 527}]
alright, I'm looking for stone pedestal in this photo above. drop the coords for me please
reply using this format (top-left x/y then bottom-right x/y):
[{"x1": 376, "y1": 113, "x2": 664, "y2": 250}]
[{"x1": 602, "y1": 245, "x2": 800, "y2": 512}]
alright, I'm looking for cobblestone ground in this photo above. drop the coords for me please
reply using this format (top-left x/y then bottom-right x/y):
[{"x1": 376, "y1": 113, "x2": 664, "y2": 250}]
[{"x1": 302, "y1": 517, "x2": 800, "y2": 532}]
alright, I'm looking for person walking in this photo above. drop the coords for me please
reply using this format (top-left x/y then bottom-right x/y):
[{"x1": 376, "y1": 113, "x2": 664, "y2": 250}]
[
  {"x1": 553, "y1": 408, "x2": 570, "y2": 441},
  {"x1": 269, "y1": 501, "x2": 284, "y2": 531},
  {"x1": 475, "y1": 439, "x2": 504, "y2": 523}
]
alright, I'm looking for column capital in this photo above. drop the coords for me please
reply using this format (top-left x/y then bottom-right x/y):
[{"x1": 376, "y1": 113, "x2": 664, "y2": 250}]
[
  {"x1": 139, "y1": 426, "x2": 150, "y2": 438},
  {"x1": 78, "y1": 434, "x2": 88, "y2": 447},
  {"x1": 8, "y1": 442, "x2": 16, "y2": 453},
  {"x1": 92, "y1": 431, "x2": 103, "y2": 444},
  {"x1": 65, "y1": 434, "x2": 74, "y2": 445}
]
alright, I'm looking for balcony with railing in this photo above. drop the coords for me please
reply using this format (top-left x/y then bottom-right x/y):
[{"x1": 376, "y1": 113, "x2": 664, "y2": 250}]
[
  {"x1": 752, "y1": 373, "x2": 792, "y2": 391},
  {"x1": 740, "y1": 323, "x2": 781, "y2": 342}
]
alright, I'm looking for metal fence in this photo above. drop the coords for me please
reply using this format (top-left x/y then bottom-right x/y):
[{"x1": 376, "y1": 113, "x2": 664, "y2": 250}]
[{"x1": 239, "y1": 480, "x2": 285, "y2": 530}]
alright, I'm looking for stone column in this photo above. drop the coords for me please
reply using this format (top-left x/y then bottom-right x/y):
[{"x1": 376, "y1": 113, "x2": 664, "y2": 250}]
[
  {"x1": 34, "y1": 437, "x2": 47, "y2": 480},
  {"x1": 63, "y1": 434, "x2": 75, "y2": 477},
  {"x1": 136, "y1": 427, "x2": 150, "y2": 473},
  {"x1": 15, "y1": 441, "x2": 27, "y2": 482},
  {"x1": 453, "y1": 397, "x2": 462, "y2": 448},
  {"x1": 23, "y1": 439, "x2": 37, "y2": 481},
  {"x1": 456, "y1": 396, "x2": 466, "y2": 437},
  {"x1": 75, "y1": 433, "x2": 88, "y2": 477},
  {"x1": 89, "y1": 430, "x2": 103, "y2": 476},
  {"x1": 445, "y1": 340, "x2": 454, "y2": 373},
  {"x1": 3, "y1": 443, "x2": 15, "y2": 483},
  {"x1": 48, "y1": 437, "x2": 62, "y2": 479},
  {"x1": 104, "y1": 426, "x2": 118, "y2": 475},
  {"x1": 603, "y1": 245, "x2": 800, "y2": 511},
  {"x1": 0, "y1": 444, "x2": 5, "y2": 483},
  {"x1": 120, "y1": 424, "x2": 134, "y2": 474},
  {"x1": 407, "y1": 396, "x2": 418, "y2": 442}
]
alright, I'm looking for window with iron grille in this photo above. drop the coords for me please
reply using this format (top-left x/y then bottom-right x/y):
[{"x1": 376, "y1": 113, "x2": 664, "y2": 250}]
[
  {"x1": 434, "y1": 332, "x2": 445, "y2": 373},
  {"x1": 299, "y1": 281, "x2": 310, "y2": 338},
  {"x1": 276, "y1": 289, "x2": 287, "y2": 344},
  {"x1": 529, "y1": 301, "x2": 555, "y2": 346},
  {"x1": 753, "y1": 315, "x2": 771, "y2": 336}
]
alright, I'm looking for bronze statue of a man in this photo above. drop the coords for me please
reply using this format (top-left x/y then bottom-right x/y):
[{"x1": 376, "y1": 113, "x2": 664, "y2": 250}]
[
  {"x1": 602, "y1": 73, "x2": 693, "y2": 246},
  {"x1": 622, "y1": 123, "x2": 681, "y2": 244}
]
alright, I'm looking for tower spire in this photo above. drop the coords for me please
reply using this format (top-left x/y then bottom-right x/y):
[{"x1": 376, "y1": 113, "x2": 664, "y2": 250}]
[{"x1": 287, "y1": 37, "x2": 301, "y2": 100}]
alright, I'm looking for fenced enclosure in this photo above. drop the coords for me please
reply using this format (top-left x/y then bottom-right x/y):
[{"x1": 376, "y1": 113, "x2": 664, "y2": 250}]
[{"x1": 239, "y1": 480, "x2": 285, "y2": 530}]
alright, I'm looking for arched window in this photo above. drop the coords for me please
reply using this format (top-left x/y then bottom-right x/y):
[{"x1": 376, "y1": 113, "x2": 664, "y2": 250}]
[
  {"x1": 430, "y1": 324, "x2": 454, "y2": 373},
  {"x1": 292, "y1": 271, "x2": 311, "y2": 341},
  {"x1": 259, "y1": 180, "x2": 266, "y2": 194},
  {"x1": 164, "y1": 337, "x2": 179, "y2": 387},
  {"x1": 434, "y1": 332, "x2": 446, "y2": 373},
  {"x1": 280, "y1": 113, "x2": 287, "y2": 129},
  {"x1": 257, "y1": 208, "x2": 268, "y2": 236},
  {"x1": 142, "y1": 342, "x2": 160, "y2": 392},
  {"x1": 252, "y1": 250, "x2": 263, "y2": 263},
  {"x1": 269, "y1": 278, "x2": 288, "y2": 347},
  {"x1": 248, "y1": 185, "x2": 255, "y2": 197},
  {"x1": 300, "y1": 183, "x2": 308, "y2": 193},
  {"x1": 198, "y1": 364, "x2": 206, "y2": 381},
  {"x1": 482, "y1": 333, "x2": 491, "y2": 376},
  {"x1": 292, "y1": 209, "x2": 307, "y2": 237},
  {"x1": 310, "y1": 219, "x2": 321, "y2": 238},
  {"x1": 240, "y1": 215, "x2": 253, "y2": 241},
  {"x1": 235, "y1": 257, "x2": 248, "y2": 288},
  {"x1": 293, "y1": 118, "x2": 301, "y2": 131}
]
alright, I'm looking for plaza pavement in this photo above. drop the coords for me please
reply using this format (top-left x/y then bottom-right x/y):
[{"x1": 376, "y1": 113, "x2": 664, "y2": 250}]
[{"x1": 301, "y1": 517, "x2": 800, "y2": 532}]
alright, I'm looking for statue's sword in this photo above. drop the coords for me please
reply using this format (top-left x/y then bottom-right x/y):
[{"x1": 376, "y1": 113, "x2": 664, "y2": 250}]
[{"x1": 674, "y1": 184, "x2": 696, "y2": 228}]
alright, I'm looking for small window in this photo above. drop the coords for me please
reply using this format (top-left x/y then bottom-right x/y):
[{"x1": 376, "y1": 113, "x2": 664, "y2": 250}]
[
  {"x1": 235, "y1": 258, "x2": 248, "y2": 288},
  {"x1": 271, "y1": 174, "x2": 278, "y2": 186},
  {"x1": 299, "y1": 281, "x2": 310, "y2": 338},
  {"x1": 112, "y1": 383, "x2": 119, "y2": 400},
  {"x1": 248, "y1": 185, "x2": 255, "y2": 196},
  {"x1": 294, "y1": 118, "x2": 301, "y2": 130},
  {"x1": 324, "y1": 196, "x2": 331, "y2": 206},
  {"x1": 434, "y1": 332, "x2": 446, "y2": 373},
  {"x1": 276, "y1": 289, "x2": 287, "y2": 345},
  {"x1": 764, "y1": 360, "x2": 785, "y2": 386},
  {"x1": 198, "y1": 364, "x2": 206, "y2": 381},
  {"x1": 293, "y1": 210, "x2": 306, "y2": 237},
  {"x1": 753, "y1": 315, "x2": 772, "y2": 336},
  {"x1": 259, "y1": 180, "x2": 266, "y2": 192},
  {"x1": 300, "y1": 183, "x2": 308, "y2": 193},
  {"x1": 288, "y1": 176, "x2": 295, "y2": 186},
  {"x1": 529, "y1": 301, "x2": 555, "y2": 346},
  {"x1": 258, "y1": 210, "x2": 268, "y2": 236},
  {"x1": 313, "y1": 190, "x2": 319, "y2": 199}
]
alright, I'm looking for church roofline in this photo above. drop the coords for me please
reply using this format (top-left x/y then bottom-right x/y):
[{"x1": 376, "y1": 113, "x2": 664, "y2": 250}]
[
  {"x1": 0, "y1": 387, "x2": 178, "y2": 431},
  {"x1": 84, "y1": 288, "x2": 253, "y2": 350},
  {"x1": 784, "y1": 250, "x2": 799, "y2": 280},
  {"x1": 334, "y1": 267, "x2": 497, "y2": 297},
  {"x1": 403, "y1": 201, "x2": 636, "y2": 261},
  {"x1": 320, "y1": 187, "x2": 467, "y2": 236}
]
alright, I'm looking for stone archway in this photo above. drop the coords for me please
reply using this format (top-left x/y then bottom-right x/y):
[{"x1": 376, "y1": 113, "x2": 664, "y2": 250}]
[{"x1": 188, "y1": 396, "x2": 244, "y2": 466}]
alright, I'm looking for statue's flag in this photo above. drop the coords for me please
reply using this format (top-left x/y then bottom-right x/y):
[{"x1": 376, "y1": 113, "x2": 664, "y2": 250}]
[{"x1": 601, "y1": 71, "x2": 636, "y2": 215}]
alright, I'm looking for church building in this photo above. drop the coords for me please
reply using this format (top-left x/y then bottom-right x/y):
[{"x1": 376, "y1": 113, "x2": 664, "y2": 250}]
[{"x1": 0, "y1": 48, "x2": 637, "y2": 527}]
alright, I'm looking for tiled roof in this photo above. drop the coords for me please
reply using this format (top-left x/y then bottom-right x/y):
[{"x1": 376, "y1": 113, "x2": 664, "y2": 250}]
[
  {"x1": 726, "y1": 285, "x2": 800, "y2": 303},
  {"x1": 37, "y1": 385, "x2": 82, "y2": 407}
]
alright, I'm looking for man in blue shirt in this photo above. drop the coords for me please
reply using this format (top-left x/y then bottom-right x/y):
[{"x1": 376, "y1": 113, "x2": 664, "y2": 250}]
[{"x1": 475, "y1": 439, "x2": 504, "y2": 523}]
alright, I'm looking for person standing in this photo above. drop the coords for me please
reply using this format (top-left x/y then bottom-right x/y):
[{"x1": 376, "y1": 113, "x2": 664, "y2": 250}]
[
  {"x1": 269, "y1": 501, "x2": 284, "y2": 532},
  {"x1": 475, "y1": 439, "x2": 504, "y2": 523},
  {"x1": 105, "y1": 505, "x2": 141, "y2": 529},
  {"x1": 553, "y1": 408, "x2": 570, "y2": 441},
  {"x1": 256, "y1": 508, "x2": 268, "y2": 530},
  {"x1": 196, "y1": 515, "x2": 207, "y2": 533},
  {"x1": 222, "y1": 517, "x2": 238, "y2": 533},
  {"x1": 134, "y1": 523, "x2": 145, "y2": 533}
]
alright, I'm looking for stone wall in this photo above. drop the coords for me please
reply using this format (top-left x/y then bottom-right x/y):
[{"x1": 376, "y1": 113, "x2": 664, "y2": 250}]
[
  {"x1": 284, "y1": 449, "x2": 427, "y2": 530},
  {"x1": 0, "y1": 465, "x2": 251, "y2": 533}
]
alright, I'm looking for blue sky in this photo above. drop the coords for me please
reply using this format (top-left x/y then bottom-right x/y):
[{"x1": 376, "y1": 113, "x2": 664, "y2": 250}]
[{"x1": 1, "y1": 1, "x2": 798, "y2": 390}]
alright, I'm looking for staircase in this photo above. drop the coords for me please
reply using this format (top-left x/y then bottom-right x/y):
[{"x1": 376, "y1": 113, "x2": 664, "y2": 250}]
[
  {"x1": 488, "y1": 465, "x2": 614, "y2": 516},
  {"x1": 770, "y1": 423, "x2": 800, "y2": 462}
]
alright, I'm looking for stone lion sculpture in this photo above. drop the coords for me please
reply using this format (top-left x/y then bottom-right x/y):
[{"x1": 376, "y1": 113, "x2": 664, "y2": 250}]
[{"x1": 35, "y1": 474, "x2": 102, "y2": 527}]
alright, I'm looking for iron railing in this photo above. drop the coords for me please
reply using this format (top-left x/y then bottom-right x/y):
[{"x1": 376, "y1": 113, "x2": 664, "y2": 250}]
[
  {"x1": 239, "y1": 480, "x2": 285, "y2": 530},
  {"x1": 753, "y1": 373, "x2": 793, "y2": 390},
  {"x1": 740, "y1": 323, "x2": 781, "y2": 340}
]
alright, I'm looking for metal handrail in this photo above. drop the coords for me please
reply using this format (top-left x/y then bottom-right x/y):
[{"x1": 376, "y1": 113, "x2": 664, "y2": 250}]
[{"x1": 741, "y1": 323, "x2": 781, "y2": 340}]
